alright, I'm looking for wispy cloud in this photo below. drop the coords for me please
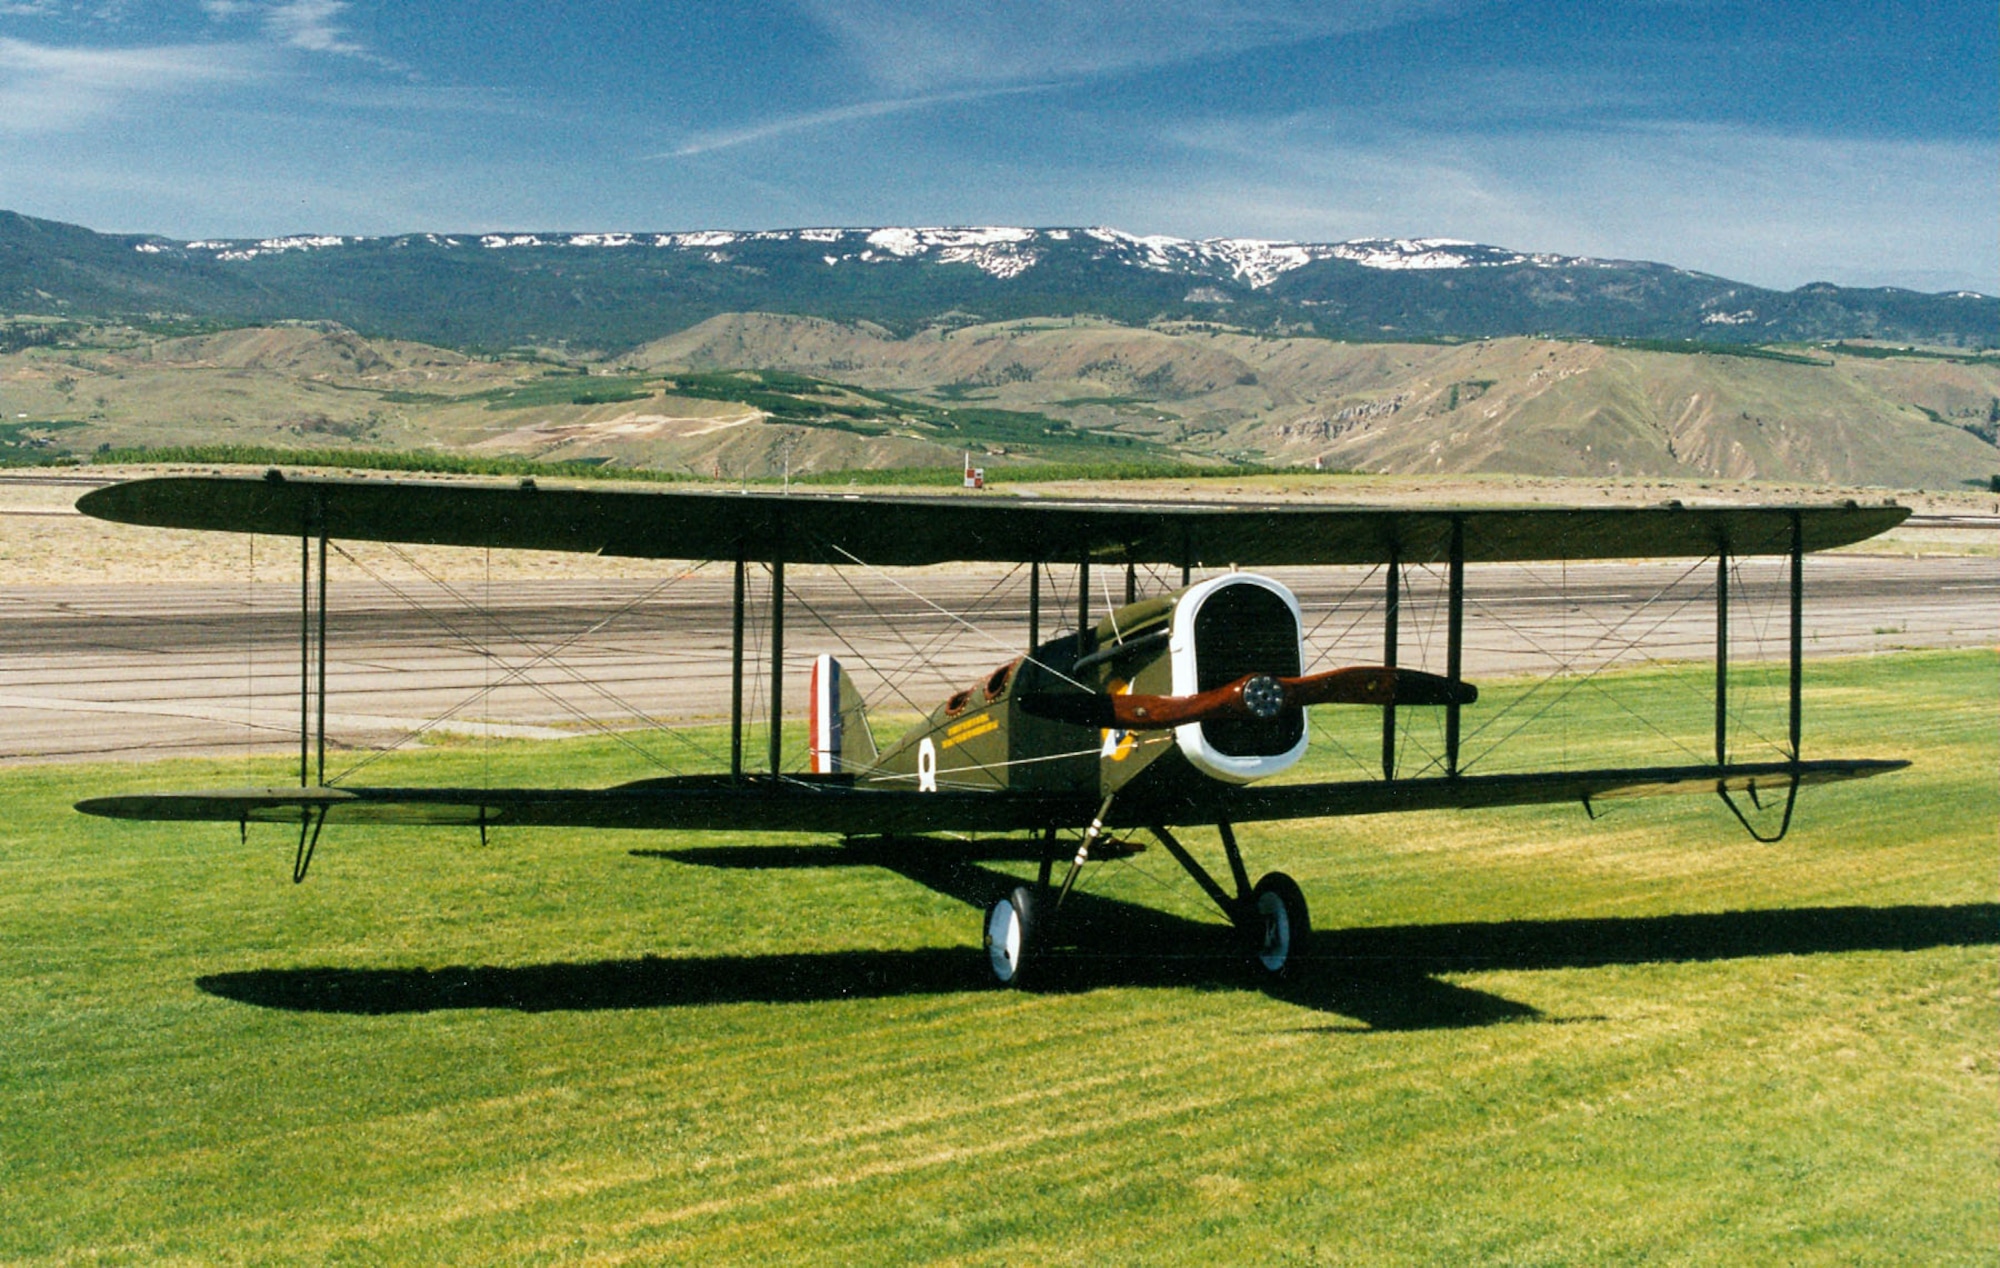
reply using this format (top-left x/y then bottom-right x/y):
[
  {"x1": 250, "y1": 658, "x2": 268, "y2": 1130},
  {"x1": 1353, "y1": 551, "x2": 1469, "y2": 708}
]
[
  {"x1": 795, "y1": 0, "x2": 1475, "y2": 92},
  {"x1": 261, "y1": 0, "x2": 361, "y2": 55},
  {"x1": 0, "y1": 35, "x2": 263, "y2": 132},
  {"x1": 657, "y1": 82, "x2": 1056, "y2": 157},
  {"x1": 198, "y1": 0, "x2": 397, "y2": 67}
]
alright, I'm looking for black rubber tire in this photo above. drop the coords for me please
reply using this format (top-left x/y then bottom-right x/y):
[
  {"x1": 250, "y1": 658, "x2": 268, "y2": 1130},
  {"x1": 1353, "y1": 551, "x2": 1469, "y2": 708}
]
[
  {"x1": 1247, "y1": 872, "x2": 1310, "y2": 977},
  {"x1": 984, "y1": 884, "x2": 1038, "y2": 987}
]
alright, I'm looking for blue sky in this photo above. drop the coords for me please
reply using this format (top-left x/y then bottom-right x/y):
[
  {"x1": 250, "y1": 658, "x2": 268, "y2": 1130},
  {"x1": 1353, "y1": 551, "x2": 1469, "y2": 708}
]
[{"x1": 0, "y1": 1, "x2": 1991, "y2": 291}]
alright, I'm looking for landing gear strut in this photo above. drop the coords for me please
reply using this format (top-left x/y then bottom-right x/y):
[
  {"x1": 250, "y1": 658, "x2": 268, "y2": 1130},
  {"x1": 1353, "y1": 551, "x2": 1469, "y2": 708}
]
[
  {"x1": 1148, "y1": 820, "x2": 1312, "y2": 980},
  {"x1": 983, "y1": 804, "x2": 1112, "y2": 987},
  {"x1": 981, "y1": 818, "x2": 1313, "y2": 986}
]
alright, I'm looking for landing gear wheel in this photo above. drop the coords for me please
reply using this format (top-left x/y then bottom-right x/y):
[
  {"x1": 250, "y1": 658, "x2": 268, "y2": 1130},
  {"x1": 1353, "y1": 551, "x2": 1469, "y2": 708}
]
[
  {"x1": 984, "y1": 885, "x2": 1038, "y2": 987},
  {"x1": 1247, "y1": 872, "x2": 1310, "y2": 977}
]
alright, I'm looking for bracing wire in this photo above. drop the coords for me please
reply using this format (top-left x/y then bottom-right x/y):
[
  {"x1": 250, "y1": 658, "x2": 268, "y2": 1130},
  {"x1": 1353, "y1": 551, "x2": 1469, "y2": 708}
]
[
  {"x1": 323, "y1": 546, "x2": 724, "y2": 783},
  {"x1": 824, "y1": 543, "x2": 1095, "y2": 691},
  {"x1": 1463, "y1": 556, "x2": 1744, "y2": 768},
  {"x1": 1298, "y1": 564, "x2": 1386, "y2": 668},
  {"x1": 1455, "y1": 556, "x2": 1718, "y2": 773},
  {"x1": 785, "y1": 581, "x2": 967, "y2": 725},
  {"x1": 822, "y1": 558, "x2": 1025, "y2": 705},
  {"x1": 1289, "y1": 563, "x2": 1393, "y2": 780},
  {"x1": 1710, "y1": 553, "x2": 1789, "y2": 760}
]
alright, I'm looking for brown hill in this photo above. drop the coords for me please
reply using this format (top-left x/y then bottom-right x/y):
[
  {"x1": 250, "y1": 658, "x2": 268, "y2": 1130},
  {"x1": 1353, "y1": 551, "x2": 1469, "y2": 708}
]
[
  {"x1": 6, "y1": 317, "x2": 1994, "y2": 487},
  {"x1": 633, "y1": 315, "x2": 2000, "y2": 487}
]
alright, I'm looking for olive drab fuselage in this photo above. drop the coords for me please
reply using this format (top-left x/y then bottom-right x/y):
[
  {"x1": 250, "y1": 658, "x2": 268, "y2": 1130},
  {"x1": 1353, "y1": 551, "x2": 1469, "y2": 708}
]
[{"x1": 863, "y1": 574, "x2": 1308, "y2": 800}]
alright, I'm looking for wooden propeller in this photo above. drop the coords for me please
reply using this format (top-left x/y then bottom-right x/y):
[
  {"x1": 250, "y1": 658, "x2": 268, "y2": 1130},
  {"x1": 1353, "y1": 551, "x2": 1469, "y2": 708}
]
[{"x1": 1020, "y1": 666, "x2": 1476, "y2": 730}]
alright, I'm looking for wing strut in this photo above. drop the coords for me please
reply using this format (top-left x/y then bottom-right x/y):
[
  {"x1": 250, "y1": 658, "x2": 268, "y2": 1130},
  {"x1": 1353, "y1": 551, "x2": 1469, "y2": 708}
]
[
  {"x1": 1446, "y1": 516, "x2": 1464, "y2": 777},
  {"x1": 297, "y1": 500, "x2": 328, "y2": 789},
  {"x1": 1789, "y1": 510, "x2": 1804, "y2": 759},
  {"x1": 770, "y1": 552, "x2": 785, "y2": 777},
  {"x1": 1381, "y1": 543, "x2": 1400, "y2": 780},
  {"x1": 1076, "y1": 555, "x2": 1090, "y2": 655},
  {"x1": 1027, "y1": 558, "x2": 1041, "y2": 652},
  {"x1": 730, "y1": 555, "x2": 746, "y2": 782},
  {"x1": 1712, "y1": 511, "x2": 1806, "y2": 842},
  {"x1": 1715, "y1": 546, "x2": 1729, "y2": 765}
]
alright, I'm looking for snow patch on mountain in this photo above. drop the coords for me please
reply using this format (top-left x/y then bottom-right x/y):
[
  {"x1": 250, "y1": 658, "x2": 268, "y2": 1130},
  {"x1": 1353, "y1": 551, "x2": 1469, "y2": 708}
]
[
  {"x1": 1200, "y1": 238, "x2": 1321, "y2": 287},
  {"x1": 658, "y1": 230, "x2": 739, "y2": 248},
  {"x1": 859, "y1": 227, "x2": 1040, "y2": 277},
  {"x1": 168, "y1": 234, "x2": 350, "y2": 261},
  {"x1": 874, "y1": 226, "x2": 1036, "y2": 252},
  {"x1": 1071, "y1": 228, "x2": 1557, "y2": 286},
  {"x1": 943, "y1": 245, "x2": 1041, "y2": 278},
  {"x1": 185, "y1": 234, "x2": 350, "y2": 261},
  {"x1": 1075, "y1": 228, "x2": 1324, "y2": 286},
  {"x1": 1327, "y1": 238, "x2": 1530, "y2": 270},
  {"x1": 1081, "y1": 227, "x2": 1188, "y2": 274}
]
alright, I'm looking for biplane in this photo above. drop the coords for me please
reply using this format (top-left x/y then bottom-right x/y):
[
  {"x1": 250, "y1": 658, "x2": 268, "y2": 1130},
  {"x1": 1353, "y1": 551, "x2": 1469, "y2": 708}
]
[{"x1": 73, "y1": 474, "x2": 1910, "y2": 987}]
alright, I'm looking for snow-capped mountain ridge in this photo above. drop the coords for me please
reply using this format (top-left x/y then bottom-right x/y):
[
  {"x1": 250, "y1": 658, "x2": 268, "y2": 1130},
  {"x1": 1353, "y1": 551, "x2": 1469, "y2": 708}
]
[
  {"x1": 154, "y1": 225, "x2": 1605, "y2": 286},
  {"x1": 9, "y1": 207, "x2": 1985, "y2": 352}
]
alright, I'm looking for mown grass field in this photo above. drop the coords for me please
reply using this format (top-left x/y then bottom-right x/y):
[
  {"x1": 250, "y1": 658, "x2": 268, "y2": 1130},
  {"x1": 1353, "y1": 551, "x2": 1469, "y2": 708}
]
[{"x1": 2, "y1": 650, "x2": 1993, "y2": 1264}]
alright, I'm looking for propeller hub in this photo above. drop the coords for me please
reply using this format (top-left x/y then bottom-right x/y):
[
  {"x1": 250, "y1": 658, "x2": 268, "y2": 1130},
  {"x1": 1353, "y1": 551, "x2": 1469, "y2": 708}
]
[{"x1": 1241, "y1": 675, "x2": 1285, "y2": 719}]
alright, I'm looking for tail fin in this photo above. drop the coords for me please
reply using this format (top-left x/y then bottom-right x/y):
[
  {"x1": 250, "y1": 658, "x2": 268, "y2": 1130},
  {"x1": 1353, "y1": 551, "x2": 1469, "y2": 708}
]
[{"x1": 809, "y1": 654, "x2": 878, "y2": 774}]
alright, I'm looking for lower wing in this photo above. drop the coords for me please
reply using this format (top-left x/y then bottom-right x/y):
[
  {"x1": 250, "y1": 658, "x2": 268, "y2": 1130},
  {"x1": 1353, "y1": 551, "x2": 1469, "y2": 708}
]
[
  {"x1": 75, "y1": 759, "x2": 1905, "y2": 835},
  {"x1": 1211, "y1": 758, "x2": 1906, "y2": 822}
]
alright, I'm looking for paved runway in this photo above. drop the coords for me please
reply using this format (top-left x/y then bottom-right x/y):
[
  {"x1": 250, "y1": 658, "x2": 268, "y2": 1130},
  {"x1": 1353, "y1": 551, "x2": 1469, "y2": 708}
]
[{"x1": 0, "y1": 552, "x2": 1990, "y2": 767}]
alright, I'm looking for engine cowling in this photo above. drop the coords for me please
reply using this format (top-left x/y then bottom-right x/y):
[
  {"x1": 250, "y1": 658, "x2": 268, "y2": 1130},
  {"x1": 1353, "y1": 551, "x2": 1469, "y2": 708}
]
[{"x1": 1167, "y1": 573, "x2": 1307, "y2": 784}]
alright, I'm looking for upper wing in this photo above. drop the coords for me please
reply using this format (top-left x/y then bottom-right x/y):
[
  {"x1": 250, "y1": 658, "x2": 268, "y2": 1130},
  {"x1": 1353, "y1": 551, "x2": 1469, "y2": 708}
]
[
  {"x1": 75, "y1": 759, "x2": 1906, "y2": 835},
  {"x1": 76, "y1": 475, "x2": 1908, "y2": 566}
]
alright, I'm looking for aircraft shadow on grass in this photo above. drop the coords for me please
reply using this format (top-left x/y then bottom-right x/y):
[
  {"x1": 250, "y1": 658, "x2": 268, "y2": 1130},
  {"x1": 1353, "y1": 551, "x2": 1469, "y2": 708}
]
[{"x1": 196, "y1": 841, "x2": 2000, "y2": 1032}]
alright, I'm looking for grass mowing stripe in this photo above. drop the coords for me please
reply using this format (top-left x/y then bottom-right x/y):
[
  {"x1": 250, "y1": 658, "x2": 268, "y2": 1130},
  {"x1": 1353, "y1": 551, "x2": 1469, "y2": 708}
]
[{"x1": 0, "y1": 649, "x2": 1991, "y2": 1262}]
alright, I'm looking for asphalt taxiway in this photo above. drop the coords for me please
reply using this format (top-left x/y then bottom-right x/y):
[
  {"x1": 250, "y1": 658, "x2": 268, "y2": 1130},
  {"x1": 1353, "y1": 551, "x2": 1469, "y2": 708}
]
[{"x1": 0, "y1": 552, "x2": 1989, "y2": 765}]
